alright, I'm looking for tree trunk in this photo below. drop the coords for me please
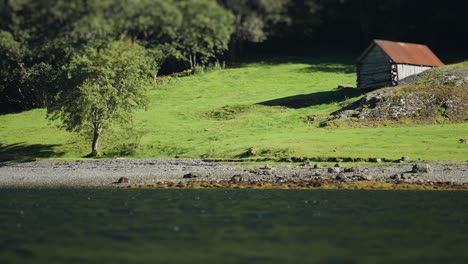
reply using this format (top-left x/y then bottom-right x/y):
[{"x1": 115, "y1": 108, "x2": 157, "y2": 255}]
[
  {"x1": 192, "y1": 53, "x2": 197, "y2": 69},
  {"x1": 188, "y1": 53, "x2": 194, "y2": 70},
  {"x1": 153, "y1": 69, "x2": 158, "y2": 82},
  {"x1": 91, "y1": 125, "x2": 103, "y2": 157},
  {"x1": 229, "y1": 39, "x2": 245, "y2": 62}
]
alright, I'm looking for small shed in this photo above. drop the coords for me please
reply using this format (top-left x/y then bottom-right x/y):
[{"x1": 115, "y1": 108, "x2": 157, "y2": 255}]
[{"x1": 357, "y1": 40, "x2": 444, "y2": 89}]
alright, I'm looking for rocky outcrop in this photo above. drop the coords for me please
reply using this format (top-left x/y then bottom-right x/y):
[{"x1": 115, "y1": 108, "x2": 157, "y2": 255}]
[{"x1": 326, "y1": 63, "x2": 468, "y2": 125}]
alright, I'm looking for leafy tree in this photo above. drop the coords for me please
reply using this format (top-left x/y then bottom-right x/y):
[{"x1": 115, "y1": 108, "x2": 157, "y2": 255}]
[
  {"x1": 48, "y1": 40, "x2": 154, "y2": 156},
  {"x1": 116, "y1": 0, "x2": 182, "y2": 44},
  {"x1": 0, "y1": 0, "x2": 89, "y2": 113},
  {"x1": 219, "y1": 0, "x2": 290, "y2": 58},
  {"x1": 115, "y1": 0, "x2": 183, "y2": 78},
  {"x1": 175, "y1": 0, "x2": 235, "y2": 70},
  {"x1": 0, "y1": 29, "x2": 55, "y2": 112},
  {"x1": 65, "y1": 1, "x2": 118, "y2": 47},
  {"x1": 0, "y1": 0, "x2": 236, "y2": 113}
]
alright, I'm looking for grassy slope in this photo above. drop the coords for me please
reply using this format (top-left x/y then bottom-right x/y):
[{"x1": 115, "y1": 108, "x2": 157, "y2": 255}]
[{"x1": 1, "y1": 57, "x2": 467, "y2": 163}]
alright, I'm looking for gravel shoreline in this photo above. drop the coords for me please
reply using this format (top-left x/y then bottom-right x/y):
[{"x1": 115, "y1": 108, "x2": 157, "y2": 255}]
[{"x1": 0, "y1": 159, "x2": 467, "y2": 188}]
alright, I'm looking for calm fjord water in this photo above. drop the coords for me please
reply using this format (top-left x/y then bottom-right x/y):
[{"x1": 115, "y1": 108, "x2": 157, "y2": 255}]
[{"x1": 1, "y1": 189, "x2": 467, "y2": 264}]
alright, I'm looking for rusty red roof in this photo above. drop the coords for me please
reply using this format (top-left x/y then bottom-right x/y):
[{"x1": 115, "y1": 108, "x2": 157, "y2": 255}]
[{"x1": 374, "y1": 39, "x2": 444, "y2": 67}]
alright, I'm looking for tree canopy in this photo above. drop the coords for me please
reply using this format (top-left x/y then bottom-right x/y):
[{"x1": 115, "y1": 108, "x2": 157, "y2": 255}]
[
  {"x1": 0, "y1": 0, "x2": 235, "y2": 113},
  {"x1": 47, "y1": 40, "x2": 154, "y2": 156},
  {"x1": 175, "y1": 0, "x2": 235, "y2": 69}
]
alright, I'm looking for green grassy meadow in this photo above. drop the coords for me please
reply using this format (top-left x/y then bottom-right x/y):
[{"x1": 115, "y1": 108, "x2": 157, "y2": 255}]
[{"x1": 1, "y1": 56, "x2": 467, "y2": 163}]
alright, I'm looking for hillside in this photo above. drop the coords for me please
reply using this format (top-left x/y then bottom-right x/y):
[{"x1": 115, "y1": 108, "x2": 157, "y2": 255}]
[
  {"x1": 1, "y1": 57, "x2": 467, "y2": 163},
  {"x1": 328, "y1": 62, "x2": 468, "y2": 126}
]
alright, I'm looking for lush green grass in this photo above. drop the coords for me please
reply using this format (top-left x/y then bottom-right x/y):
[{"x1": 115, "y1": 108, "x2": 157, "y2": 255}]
[{"x1": 1, "y1": 56, "x2": 467, "y2": 163}]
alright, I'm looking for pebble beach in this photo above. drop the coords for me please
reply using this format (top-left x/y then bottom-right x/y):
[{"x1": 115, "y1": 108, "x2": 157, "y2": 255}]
[{"x1": 0, "y1": 159, "x2": 467, "y2": 189}]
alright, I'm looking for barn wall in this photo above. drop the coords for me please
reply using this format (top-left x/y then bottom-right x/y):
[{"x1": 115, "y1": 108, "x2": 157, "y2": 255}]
[
  {"x1": 396, "y1": 64, "x2": 432, "y2": 81},
  {"x1": 357, "y1": 45, "x2": 393, "y2": 89}
]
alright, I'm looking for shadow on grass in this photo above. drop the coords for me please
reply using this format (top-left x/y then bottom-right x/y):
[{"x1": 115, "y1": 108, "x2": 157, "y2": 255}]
[
  {"x1": 229, "y1": 53, "x2": 358, "y2": 71},
  {"x1": 0, "y1": 142, "x2": 64, "y2": 166},
  {"x1": 296, "y1": 63, "x2": 356, "y2": 74},
  {"x1": 258, "y1": 88, "x2": 366, "y2": 109}
]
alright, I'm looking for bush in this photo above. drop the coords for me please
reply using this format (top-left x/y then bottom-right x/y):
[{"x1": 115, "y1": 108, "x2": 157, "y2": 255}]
[{"x1": 193, "y1": 61, "x2": 226, "y2": 75}]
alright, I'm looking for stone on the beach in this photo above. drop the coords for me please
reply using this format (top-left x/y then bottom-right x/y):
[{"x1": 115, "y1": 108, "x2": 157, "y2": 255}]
[
  {"x1": 328, "y1": 167, "x2": 340, "y2": 173},
  {"x1": 303, "y1": 160, "x2": 311, "y2": 166},
  {"x1": 336, "y1": 172, "x2": 346, "y2": 181},
  {"x1": 358, "y1": 174, "x2": 373, "y2": 181},
  {"x1": 183, "y1": 173, "x2": 199, "y2": 179},
  {"x1": 261, "y1": 164, "x2": 273, "y2": 170},
  {"x1": 230, "y1": 175, "x2": 243, "y2": 183},
  {"x1": 312, "y1": 181, "x2": 322, "y2": 187},
  {"x1": 345, "y1": 166, "x2": 363, "y2": 173},
  {"x1": 117, "y1": 177, "x2": 129, "y2": 183},
  {"x1": 313, "y1": 164, "x2": 320, "y2": 169},
  {"x1": 334, "y1": 163, "x2": 341, "y2": 168},
  {"x1": 412, "y1": 163, "x2": 432, "y2": 173}
]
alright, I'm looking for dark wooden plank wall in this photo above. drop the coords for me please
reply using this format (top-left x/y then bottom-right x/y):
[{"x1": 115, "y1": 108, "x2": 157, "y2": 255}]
[{"x1": 357, "y1": 46, "x2": 393, "y2": 89}]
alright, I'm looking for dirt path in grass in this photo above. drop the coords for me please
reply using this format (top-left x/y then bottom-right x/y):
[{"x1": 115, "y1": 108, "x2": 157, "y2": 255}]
[{"x1": 0, "y1": 159, "x2": 467, "y2": 189}]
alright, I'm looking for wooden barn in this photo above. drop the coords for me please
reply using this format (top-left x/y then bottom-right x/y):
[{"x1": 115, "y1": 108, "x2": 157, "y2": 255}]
[{"x1": 357, "y1": 40, "x2": 444, "y2": 89}]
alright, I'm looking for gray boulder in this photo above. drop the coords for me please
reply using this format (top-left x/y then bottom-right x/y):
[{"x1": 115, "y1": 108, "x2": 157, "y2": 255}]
[
  {"x1": 230, "y1": 175, "x2": 243, "y2": 183},
  {"x1": 412, "y1": 163, "x2": 432, "y2": 173},
  {"x1": 336, "y1": 172, "x2": 346, "y2": 181}
]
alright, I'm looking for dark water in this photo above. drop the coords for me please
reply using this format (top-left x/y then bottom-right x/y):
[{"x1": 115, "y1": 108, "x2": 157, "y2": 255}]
[{"x1": 0, "y1": 189, "x2": 467, "y2": 264}]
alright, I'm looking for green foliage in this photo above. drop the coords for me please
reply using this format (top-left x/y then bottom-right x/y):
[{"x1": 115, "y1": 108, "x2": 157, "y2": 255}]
[
  {"x1": 193, "y1": 61, "x2": 226, "y2": 75},
  {"x1": 220, "y1": 0, "x2": 290, "y2": 59},
  {"x1": 0, "y1": 30, "x2": 26, "y2": 60},
  {"x1": 220, "y1": 0, "x2": 291, "y2": 43},
  {"x1": 0, "y1": 29, "x2": 54, "y2": 112},
  {"x1": 118, "y1": 0, "x2": 182, "y2": 44},
  {"x1": 174, "y1": 0, "x2": 235, "y2": 69},
  {"x1": 48, "y1": 40, "x2": 154, "y2": 156},
  {"x1": 0, "y1": 0, "x2": 237, "y2": 113}
]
